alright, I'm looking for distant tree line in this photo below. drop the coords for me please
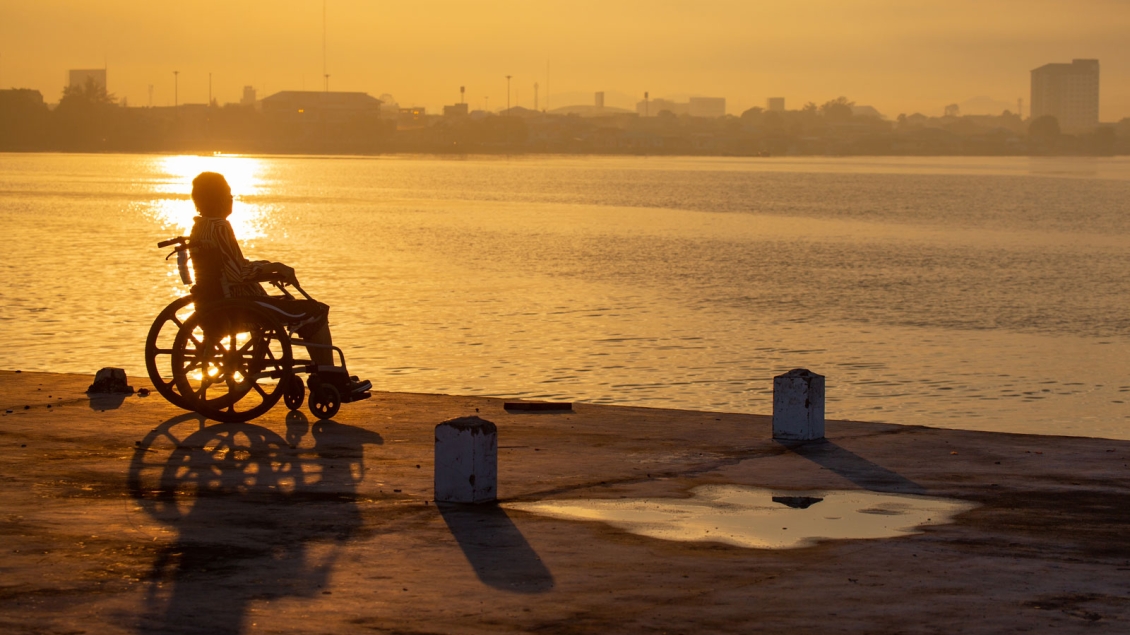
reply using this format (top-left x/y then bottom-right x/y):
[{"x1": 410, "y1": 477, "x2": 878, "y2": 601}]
[{"x1": 1, "y1": 83, "x2": 1126, "y2": 156}]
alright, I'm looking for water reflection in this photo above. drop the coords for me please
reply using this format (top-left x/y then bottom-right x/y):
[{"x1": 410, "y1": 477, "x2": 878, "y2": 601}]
[
  {"x1": 505, "y1": 485, "x2": 976, "y2": 550},
  {"x1": 4, "y1": 153, "x2": 1130, "y2": 438}
]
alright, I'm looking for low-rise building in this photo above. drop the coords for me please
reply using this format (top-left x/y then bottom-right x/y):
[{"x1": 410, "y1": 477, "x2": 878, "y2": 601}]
[
  {"x1": 260, "y1": 91, "x2": 382, "y2": 122},
  {"x1": 636, "y1": 96, "x2": 726, "y2": 118}
]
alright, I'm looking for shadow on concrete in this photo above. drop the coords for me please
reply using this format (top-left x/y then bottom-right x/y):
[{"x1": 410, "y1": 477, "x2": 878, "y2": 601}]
[
  {"x1": 128, "y1": 411, "x2": 383, "y2": 635},
  {"x1": 780, "y1": 439, "x2": 925, "y2": 495},
  {"x1": 88, "y1": 392, "x2": 128, "y2": 410},
  {"x1": 438, "y1": 503, "x2": 554, "y2": 594}
]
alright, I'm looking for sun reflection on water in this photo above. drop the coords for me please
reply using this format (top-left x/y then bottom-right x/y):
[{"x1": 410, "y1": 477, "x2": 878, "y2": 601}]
[{"x1": 147, "y1": 155, "x2": 271, "y2": 241}]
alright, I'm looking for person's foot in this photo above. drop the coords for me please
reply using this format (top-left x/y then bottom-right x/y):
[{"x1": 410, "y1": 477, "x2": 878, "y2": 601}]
[{"x1": 348, "y1": 377, "x2": 372, "y2": 394}]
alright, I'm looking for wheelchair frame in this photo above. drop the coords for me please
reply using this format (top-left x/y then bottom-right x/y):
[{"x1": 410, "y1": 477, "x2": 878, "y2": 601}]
[{"x1": 145, "y1": 236, "x2": 368, "y2": 422}]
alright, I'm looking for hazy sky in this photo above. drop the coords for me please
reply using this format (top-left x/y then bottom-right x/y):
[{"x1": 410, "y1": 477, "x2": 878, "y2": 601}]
[{"x1": 2, "y1": 0, "x2": 1128, "y2": 119}]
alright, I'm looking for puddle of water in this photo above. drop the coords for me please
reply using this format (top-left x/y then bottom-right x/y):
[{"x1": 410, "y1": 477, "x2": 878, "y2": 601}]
[{"x1": 504, "y1": 485, "x2": 977, "y2": 549}]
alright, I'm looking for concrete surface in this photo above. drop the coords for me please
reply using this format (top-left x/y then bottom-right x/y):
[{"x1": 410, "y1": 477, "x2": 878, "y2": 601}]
[{"x1": 1, "y1": 369, "x2": 1128, "y2": 634}]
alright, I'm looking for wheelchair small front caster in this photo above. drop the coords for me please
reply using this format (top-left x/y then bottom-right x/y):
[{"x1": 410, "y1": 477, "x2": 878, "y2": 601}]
[
  {"x1": 308, "y1": 381, "x2": 341, "y2": 420},
  {"x1": 283, "y1": 375, "x2": 305, "y2": 411}
]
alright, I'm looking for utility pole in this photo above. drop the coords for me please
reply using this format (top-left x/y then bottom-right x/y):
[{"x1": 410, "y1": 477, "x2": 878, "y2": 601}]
[
  {"x1": 323, "y1": 0, "x2": 329, "y2": 93},
  {"x1": 506, "y1": 75, "x2": 511, "y2": 114}
]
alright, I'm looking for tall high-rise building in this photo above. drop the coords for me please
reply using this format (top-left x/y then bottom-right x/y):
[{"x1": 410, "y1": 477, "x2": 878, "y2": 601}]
[
  {"x1": 1030, "y1": 59, "x2": 1099, "y2": 132},
  {"x1": 766, "y1": 97, "x2": 785, "y2": 112},
  {"x1": 594, "y1": 91, "x2": 605, "y2": 109},
  {"x1": 68, "y1": 69, "x2": 107, "y2": 91}
]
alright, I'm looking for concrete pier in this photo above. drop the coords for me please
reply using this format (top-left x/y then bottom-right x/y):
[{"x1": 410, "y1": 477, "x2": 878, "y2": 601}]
[{"x1": 1, "y1": 370, "x2": 1128, "y2": 633}]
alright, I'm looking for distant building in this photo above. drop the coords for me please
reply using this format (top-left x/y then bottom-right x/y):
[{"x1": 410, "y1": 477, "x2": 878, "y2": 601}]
[
  {"x1": 850, "y1": 105, "x2": 885, "y2": 119},
  {"x1": 398, "y1": 106, "x2": 427, "y2": 129},
  {"x1": 240, "y1": 86, "x2": 257, "y2": 107},
  {"x1": 1030, "y1": 59, "x2": 1099, "y2": 132},
  {"x1": 68, "y1": 69, "x2": 107, "y2": 91},
  {"x1": 766, "y1": 97, "x2": 785, "y2": 112},
  {"x1": 260, "y1": 91, "x2": 382, "y2": 122},
  {"x1": 689, "y1": 97, "x2": 726, "y2": 117},
  {"x1": 637, "y1": 97, "x2": 686, "y2": 116},
  {"x1": 0, "y1": 88, "x2": 46, "y2": 108},
  {"x1": 444, "y1": 103, "x2": 469, "y2": 117},
  {"x1": 595, "y1": 91, "x2": 605, "y2": 109},
  {"x1": 635, "y1": 96, "x2": 726, "y2": 118},
  {"x1": 550, "y1": 104, "x2": 632, "y2": 117}
]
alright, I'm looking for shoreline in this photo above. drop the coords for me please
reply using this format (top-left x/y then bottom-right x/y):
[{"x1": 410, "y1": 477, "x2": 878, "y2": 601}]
[
  {"x1": 2, "y1": 369, "x2": 1128, "y2": 632},
  {"x1": 3, "y1": 148, "x2": 1129, "y2": 159}
]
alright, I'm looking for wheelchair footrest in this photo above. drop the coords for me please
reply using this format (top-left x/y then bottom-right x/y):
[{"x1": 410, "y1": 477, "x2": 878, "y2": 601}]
[{"x1": 344, "y1": 391, "x2": 372, "y2": 404}]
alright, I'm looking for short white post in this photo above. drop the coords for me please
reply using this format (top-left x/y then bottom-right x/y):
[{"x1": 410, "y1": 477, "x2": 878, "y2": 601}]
[
  {"x1": 772, "y1": 368, "x2": 825, "y2": 441},
  {"x1": 434, "y1": 416, "x2": 498, "y2": 504}
]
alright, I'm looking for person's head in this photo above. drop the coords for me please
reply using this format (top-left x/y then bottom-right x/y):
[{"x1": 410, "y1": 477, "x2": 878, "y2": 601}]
[{"x1": 191, "y1": 172, "x2": 233, "y2": 218}]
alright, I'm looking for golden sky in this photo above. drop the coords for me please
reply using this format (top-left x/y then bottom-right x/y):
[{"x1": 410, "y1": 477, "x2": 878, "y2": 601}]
[{"x1": 2, "y1": 0, "x2": 1128, "y2": 119}]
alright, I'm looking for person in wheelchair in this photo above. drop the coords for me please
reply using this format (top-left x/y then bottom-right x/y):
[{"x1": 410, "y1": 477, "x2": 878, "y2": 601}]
[{"x1": 188, "y1": 171, "x2": 371, "y2": 397}]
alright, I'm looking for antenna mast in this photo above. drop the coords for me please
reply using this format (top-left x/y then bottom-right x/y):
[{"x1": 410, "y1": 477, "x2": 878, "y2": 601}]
[{"x1": 322, "y1": 0, "x2": 329, "y2": 92}]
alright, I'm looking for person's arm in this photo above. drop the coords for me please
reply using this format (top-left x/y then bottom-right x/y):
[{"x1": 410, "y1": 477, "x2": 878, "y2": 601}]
[{"x1": 245, "y1": 262, "x2": 297, "y2": 285}]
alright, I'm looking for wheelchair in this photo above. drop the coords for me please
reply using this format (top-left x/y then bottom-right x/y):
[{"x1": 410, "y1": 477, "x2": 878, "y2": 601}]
[{"x1": 145, "y1": 236, "x2": 369, "y2": 423}]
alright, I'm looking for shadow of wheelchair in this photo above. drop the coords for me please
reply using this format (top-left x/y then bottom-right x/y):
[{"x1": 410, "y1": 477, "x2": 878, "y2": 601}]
[{"x1": 128, "y1": 411, "x2": 383, "y2": 635}]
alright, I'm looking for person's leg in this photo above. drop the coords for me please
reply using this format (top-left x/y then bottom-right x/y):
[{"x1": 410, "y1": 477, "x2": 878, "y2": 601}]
[
  {"x1": 252, "y1": 298, "x2": 332, "y2": 364},
  {"x1": 305, "y1": 322, "x2": 334, "y2": 366}
]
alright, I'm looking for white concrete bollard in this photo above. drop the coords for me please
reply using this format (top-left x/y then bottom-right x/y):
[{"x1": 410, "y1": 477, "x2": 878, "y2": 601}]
[
  {"x1": 434, "y1": 416, "x2": 498, "y2": 504},
  {"x1": 772, "y1": 368, "x2": 825, "y2": 441}
]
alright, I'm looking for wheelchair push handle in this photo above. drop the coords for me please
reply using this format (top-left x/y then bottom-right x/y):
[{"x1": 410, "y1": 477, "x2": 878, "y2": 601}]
[{"x1": 157, "y1": 236, "x2": 193, "y2": 285}]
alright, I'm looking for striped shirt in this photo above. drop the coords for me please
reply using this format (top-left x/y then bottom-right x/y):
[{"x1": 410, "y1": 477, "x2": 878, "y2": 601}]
[{"x1": 189, "y1": 217, "x2": 268, "y2": 299}]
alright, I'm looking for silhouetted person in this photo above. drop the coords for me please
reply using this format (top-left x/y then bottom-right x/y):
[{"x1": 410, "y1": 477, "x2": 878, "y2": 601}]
[{"x1": 189, "y1": 171, "x2": 369, "y2": 395}]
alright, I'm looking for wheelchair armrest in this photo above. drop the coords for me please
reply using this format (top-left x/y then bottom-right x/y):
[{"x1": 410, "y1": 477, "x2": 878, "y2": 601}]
[{"x1": 265, "y1": 278, "x2": 314, "y2": 301}]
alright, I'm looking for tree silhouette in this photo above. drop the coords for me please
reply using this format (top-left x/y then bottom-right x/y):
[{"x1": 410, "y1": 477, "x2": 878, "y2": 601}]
[
  {"x1": 1028, "y1": 115, "x2": 1060, "y2": 139},
  {"x1": 57, "y1": 77, "x2": 117, "y2": 113},
  {"x1": 820, "y1": 96, "x2": 854, "y2": 122},
  {"x1": 54, "y1": 77, "x2": 119, "y2": 149}
]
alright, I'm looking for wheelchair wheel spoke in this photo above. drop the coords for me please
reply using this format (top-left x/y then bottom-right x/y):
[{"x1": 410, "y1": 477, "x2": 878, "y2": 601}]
[
  {"x1": 252, "y1": 383, "x2": 268, "y2": 398},
  {"x1": 237, "y1": 337, "x2": 257, "y2": 355}
]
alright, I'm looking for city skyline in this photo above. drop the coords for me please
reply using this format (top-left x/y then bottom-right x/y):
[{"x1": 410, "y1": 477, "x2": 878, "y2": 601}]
[{"x1": 1, "y1": 1, "x2": 1129, "y2": 120}]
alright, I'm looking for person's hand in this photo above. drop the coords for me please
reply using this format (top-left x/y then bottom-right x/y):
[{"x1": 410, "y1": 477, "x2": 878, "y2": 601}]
[
  {"x1": 275, "y1": 263, "x2": 297, "y2": 285},
  {"x1": 259, "y1": 262, "x2": 297, "y2": 285}
]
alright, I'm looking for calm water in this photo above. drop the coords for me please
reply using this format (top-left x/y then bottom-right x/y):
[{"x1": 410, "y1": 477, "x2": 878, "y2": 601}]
[{"x1": 1, "y1": 153, "x2": 1128, "y2": 438}]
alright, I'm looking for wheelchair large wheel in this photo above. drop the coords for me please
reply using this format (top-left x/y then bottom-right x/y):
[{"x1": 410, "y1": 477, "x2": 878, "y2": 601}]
[
  {"x1": 144, "y1": 295, "x2": 195, "y2": 410},
  {"x1": 171, "y1": 301, "x2": 294, "y2": 423}
]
